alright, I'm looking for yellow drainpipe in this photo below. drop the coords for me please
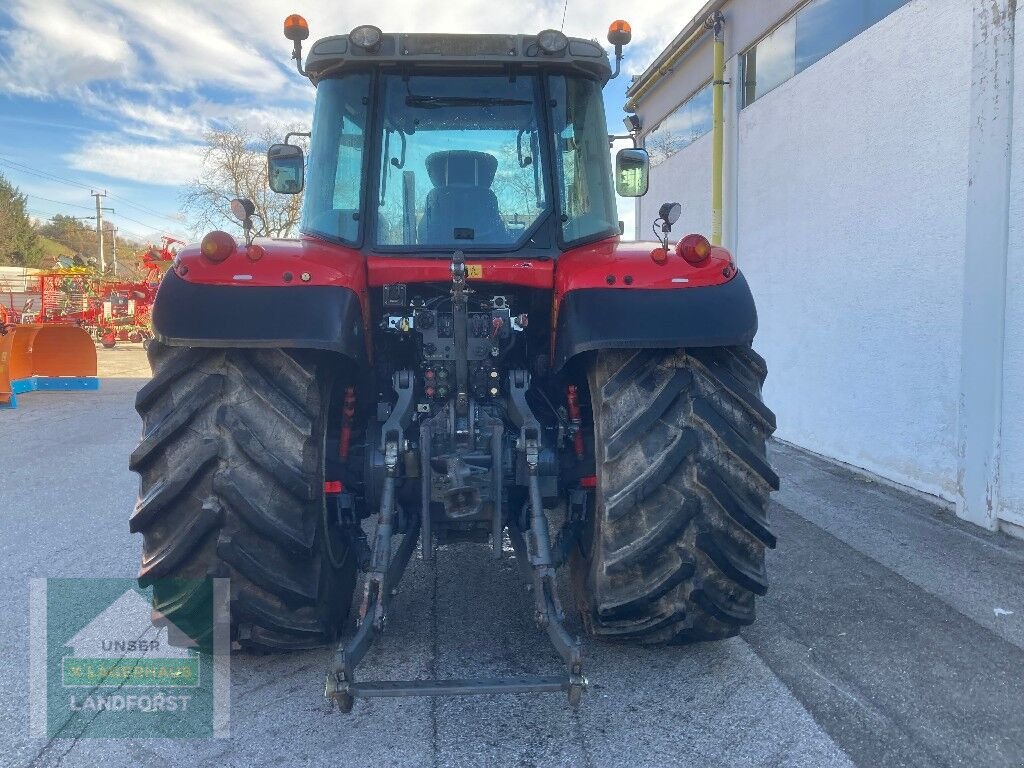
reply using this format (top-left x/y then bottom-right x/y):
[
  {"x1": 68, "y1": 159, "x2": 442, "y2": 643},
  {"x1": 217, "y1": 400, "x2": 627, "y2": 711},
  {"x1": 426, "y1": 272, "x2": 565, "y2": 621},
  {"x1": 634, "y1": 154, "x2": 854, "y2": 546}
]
[
  {"x1": 626, "y1": 10, "x2": 728, "y2": 246},
  {"x1": 710, "y1": 12, "x2": 725, "y2": 246}
]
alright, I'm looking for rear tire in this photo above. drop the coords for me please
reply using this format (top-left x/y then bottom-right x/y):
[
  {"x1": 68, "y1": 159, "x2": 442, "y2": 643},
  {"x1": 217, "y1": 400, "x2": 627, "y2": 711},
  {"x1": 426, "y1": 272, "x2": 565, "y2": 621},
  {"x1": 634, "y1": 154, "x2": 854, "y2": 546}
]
[
  {"x1": 130, "y1": 342, "x2": 357, "y2": 651},
  {"x1": 573, "y1": 346, "x2": 778, "y2": 644}
]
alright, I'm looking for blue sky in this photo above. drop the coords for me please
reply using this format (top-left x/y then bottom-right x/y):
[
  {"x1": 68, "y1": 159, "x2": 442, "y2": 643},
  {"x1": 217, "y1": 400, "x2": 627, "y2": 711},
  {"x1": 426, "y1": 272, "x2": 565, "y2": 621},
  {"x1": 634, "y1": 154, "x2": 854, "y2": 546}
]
[{"x1": 0, "y1": 0, "x2": 702, "y2": 245}]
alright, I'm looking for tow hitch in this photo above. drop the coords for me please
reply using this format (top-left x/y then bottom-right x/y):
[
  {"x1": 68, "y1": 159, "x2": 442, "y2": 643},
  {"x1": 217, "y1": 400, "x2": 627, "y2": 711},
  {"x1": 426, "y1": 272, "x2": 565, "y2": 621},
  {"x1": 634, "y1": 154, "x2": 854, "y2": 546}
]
[{"x1": 325, "y1": 370, "x2": 587, "y2": 712}]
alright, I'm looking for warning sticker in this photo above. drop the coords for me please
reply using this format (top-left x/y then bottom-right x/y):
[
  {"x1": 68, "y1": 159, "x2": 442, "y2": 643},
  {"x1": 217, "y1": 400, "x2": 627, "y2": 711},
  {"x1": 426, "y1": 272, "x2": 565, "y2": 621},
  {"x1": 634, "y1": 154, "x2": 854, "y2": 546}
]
[{"x1": 466, "y1": 264, "x2": 483, "y2": 279}]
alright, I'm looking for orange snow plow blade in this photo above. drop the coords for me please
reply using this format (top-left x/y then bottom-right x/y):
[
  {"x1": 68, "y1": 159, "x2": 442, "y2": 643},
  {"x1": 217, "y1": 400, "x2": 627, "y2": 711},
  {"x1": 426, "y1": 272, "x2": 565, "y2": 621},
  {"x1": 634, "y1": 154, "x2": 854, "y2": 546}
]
[{"x1": 0, "y1": 324, "x2": 98, "y2": 408}]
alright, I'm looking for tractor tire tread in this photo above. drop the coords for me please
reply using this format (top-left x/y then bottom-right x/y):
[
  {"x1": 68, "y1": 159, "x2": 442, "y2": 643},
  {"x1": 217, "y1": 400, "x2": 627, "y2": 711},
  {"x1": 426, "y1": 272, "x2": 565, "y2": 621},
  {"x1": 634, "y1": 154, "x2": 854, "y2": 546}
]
[
  {"x1": 575, "y1": 346, "x2": 776, "y2": 645},
  {"x1": 131, "y1": 342, "x2": 355, "y2": 652}
]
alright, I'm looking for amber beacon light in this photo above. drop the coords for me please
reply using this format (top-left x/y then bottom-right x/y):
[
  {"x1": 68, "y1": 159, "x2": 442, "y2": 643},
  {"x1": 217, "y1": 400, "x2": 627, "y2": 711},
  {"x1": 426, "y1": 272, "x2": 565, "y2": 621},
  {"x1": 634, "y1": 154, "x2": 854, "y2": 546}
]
[{"x1": 284, "y1": 14, "x2": 309, "y2": 41}]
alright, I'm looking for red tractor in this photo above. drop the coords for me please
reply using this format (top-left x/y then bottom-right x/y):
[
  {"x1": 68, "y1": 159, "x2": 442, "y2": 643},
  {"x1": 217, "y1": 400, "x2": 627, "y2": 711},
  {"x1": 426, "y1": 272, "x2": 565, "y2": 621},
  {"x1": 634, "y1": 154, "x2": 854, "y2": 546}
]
[{"x1": 132, "y1": 17, "x2": 777, "y2": 711}]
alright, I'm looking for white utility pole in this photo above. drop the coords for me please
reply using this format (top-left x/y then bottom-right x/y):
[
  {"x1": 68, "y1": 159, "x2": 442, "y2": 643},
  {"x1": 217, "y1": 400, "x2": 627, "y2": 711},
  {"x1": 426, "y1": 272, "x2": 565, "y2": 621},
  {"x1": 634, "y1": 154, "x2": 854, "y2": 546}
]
[
  {"x1": 90, "y1": 190, "x2": 114, "y2": 274},
  {"x1": 108, "y1": 226, "x2": 118, "y2": 277}
]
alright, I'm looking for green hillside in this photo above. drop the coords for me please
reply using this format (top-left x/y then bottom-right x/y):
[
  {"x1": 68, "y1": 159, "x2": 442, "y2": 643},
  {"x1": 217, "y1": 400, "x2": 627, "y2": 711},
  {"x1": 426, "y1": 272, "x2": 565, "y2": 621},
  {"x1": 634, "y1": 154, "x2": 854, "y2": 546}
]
[{"x1": 37, "y1": 234, "x2": 75, "y2": 263}]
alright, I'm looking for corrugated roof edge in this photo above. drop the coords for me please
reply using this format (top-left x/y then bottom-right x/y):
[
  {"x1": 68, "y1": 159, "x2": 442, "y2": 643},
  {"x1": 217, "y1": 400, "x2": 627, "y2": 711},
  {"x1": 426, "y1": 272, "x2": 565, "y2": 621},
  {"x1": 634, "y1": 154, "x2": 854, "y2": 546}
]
[{"x1": 624, "y1": 0, "x2": 726, "y2": 102}]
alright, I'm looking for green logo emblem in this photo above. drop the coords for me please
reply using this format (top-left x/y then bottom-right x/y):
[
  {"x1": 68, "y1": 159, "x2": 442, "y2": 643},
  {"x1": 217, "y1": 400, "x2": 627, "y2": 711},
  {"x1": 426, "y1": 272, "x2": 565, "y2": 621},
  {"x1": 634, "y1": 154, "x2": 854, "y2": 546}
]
[{"x1": 31, "y1": 578, "x2": 230, "y2": 739}]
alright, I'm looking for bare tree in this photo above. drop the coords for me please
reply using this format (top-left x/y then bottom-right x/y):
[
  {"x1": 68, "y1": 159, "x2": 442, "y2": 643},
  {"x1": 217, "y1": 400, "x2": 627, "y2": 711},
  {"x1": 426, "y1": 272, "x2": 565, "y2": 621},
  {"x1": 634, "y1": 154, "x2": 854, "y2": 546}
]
[{"x1": 182, "y1": 125, "x2": 304, "y2": 238}]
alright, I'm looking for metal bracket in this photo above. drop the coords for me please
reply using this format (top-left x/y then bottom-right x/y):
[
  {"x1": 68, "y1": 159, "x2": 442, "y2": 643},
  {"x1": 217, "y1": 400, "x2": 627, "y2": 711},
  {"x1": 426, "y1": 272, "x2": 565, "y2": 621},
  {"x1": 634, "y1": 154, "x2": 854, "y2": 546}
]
[
  {"x1": 450, "y1": 250, "x2": 470, "y2": 420},
  {"x1": 380, "y1": 370, "x2": 415, "y2": 456},
  {"x1": 507, "y1": 369, "x2": 542, "y2": 471},
  {"x1": 325, "y1": 369, "x2": 586, "y2": 711},
  {"x1": 553, "y1": 488, "x2": 589, "y2": 568}
]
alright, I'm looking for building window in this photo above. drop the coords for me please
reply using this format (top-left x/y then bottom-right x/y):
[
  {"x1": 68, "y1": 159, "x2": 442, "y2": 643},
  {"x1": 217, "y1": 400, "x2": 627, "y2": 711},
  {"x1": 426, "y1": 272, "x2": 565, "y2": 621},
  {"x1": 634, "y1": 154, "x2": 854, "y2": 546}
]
[
  {"x1": 643, "y1": 82, "x2": 713, "y2": 166},
  {"x1": 742, "y1": 0, "x2": 912, "y2": 107}
]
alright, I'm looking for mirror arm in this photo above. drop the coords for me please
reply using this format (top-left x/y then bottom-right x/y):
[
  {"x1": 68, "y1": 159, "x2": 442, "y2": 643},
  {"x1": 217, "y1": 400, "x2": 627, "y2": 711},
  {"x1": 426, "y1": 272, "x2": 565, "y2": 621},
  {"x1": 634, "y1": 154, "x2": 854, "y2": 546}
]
[
  {"x1": 608, "y1": 133, "x2": 638, "y2": 149},
  {"x1": 285, "y1": 131, "x2": 311, "y2": 146}
]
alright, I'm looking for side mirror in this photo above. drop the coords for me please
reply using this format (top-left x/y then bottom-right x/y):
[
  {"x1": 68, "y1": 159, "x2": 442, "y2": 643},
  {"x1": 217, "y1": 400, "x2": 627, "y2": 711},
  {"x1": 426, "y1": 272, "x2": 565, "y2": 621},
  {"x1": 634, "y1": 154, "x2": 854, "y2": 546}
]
[
  {"x1": 615, "y1": 147, "x2": 649, "y2": 197},
  {"x1": 268, "y1": 143, "x2": 305, "y2": 194}
]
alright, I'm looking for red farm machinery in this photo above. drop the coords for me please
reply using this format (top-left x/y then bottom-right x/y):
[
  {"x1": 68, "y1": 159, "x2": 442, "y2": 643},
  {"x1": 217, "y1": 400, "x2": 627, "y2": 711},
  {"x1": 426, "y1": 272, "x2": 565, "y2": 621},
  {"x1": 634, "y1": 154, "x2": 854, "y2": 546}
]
[
  {"x1": 129, "y1": 17, "x2": 778, "y2": 711},
  {"x1": 1, "y1": 237, "x2": 179, "y2": 406}
]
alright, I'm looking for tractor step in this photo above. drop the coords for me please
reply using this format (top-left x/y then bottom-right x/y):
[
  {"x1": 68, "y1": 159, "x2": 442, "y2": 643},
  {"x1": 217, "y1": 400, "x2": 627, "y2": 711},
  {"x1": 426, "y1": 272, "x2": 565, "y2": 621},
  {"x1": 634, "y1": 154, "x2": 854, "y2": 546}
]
[{"x1": 343, "y1": 675, "x2": 570, "y2": 698}]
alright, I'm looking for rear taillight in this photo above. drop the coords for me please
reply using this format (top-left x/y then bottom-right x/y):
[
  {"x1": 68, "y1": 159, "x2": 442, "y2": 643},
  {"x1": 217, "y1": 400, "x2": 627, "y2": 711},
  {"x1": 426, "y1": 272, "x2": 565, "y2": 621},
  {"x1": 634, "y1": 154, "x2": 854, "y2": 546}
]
[
  {"x1": 200, "y1": 231, "x2": 235, "y2": 263},
  {"x1": 676, "y1": 234, "x2": 711, "y2": 266}
]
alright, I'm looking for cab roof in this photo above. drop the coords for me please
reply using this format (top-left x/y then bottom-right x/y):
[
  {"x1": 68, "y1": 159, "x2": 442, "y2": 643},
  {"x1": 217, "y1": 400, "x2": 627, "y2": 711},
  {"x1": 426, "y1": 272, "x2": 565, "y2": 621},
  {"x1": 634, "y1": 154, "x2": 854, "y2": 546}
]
[{"x1": 304, "y1": 32, "x2": 612, "y2": 83}]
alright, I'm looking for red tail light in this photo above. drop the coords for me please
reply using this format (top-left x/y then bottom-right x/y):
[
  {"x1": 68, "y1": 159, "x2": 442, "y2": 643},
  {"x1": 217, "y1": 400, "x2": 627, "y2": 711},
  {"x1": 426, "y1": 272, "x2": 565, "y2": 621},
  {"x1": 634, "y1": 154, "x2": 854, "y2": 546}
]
[
  {"x1": 200, "y1": 231, "x2": 235, "y2": 263},
  {"x1": 676, "y1": 234, "x2": 711, "y2": 266},
  {"x1": 650, "y1": 247, "x2": 669, "y2": 264}
]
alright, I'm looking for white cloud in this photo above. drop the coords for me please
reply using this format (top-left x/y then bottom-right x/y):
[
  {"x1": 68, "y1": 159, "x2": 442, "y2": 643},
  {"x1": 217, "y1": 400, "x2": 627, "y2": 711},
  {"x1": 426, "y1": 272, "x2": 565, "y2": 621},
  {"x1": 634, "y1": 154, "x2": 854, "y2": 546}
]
[
  {"x1": 64, "y1": 140, "x2": 204, "y2": 186},
  {"x1": 0, "y1": 1, "x2": 133, "y2": 96},
  {"x1": 3, "y1": 0, "x2": 707, "y2": 231},
  {"x1": 103, "y1": 0, "x2": 289, "y2": 93},
  {"x1": 1, "y1": 0, "x2": 702, "y2": 98}
]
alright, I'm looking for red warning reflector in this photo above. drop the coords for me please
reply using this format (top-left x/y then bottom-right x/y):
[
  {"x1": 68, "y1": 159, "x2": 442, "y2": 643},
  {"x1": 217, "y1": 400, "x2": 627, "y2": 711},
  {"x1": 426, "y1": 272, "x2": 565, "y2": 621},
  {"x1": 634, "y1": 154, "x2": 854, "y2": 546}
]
[
  {"x1": 580, "y1": 475, "x2": 597, "y2": 488},
  {"x1": 324, "y1": 480, "x2": 344, "y2": 494}
]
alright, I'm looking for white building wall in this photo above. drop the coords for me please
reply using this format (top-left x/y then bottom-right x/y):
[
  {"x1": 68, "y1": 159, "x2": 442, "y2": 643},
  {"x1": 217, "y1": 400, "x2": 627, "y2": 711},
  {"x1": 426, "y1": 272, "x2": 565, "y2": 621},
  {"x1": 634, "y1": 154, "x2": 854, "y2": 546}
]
[
  {"x1": 737, "y1": 0, "x2": 972, "y2": 500},
  {"x1": 632, "y1": 0, "x2": 1024, "y2": 534},
  {"x1": 999, "y1": 9, "x2": 1024, "y2": 532},
  {"x1": 642, "y1": 132, "x2": 713, "y2": 241}
]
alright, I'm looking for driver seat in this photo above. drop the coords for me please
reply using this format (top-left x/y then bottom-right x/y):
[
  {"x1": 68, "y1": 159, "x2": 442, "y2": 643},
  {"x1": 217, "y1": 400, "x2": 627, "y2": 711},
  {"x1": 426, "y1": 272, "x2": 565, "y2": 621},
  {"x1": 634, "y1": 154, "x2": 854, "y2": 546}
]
[{"x1": 418, "y1": 151, "x2": 507, "y2": 244}]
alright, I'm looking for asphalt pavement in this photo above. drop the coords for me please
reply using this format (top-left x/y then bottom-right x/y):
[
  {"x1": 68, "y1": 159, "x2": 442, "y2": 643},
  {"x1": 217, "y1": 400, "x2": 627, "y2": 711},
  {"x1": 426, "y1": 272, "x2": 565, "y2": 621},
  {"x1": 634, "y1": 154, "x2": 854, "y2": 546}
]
[{"x1": 2, "y1": 347, "x2": 1022, "y2": 768}]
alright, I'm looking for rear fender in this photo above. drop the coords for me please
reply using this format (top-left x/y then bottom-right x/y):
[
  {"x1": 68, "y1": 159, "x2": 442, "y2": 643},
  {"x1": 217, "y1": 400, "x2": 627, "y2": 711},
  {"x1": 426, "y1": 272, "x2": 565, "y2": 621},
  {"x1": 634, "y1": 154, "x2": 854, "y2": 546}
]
[
  {"x1": 154, "y1": 235, "x2": 370, "y2": 362},
  {"x1": 552, "y1": 238, "x2": 757, "y2": 372}
]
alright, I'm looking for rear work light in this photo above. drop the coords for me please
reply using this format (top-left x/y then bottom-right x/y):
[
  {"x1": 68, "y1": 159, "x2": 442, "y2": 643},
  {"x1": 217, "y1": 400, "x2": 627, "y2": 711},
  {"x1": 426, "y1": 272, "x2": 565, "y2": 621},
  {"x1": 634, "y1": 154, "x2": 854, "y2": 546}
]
[
  {"x1": 350, "y1": 25, "x2": 383, "y2": 51},
  {"x1": 537, "y1": 29, "x2": 569, "y2": 54},
  {"x1": 200, "y1": 231, "x2": 235, "y2": 263},
  {"x1": 676, "y1": 234, "x2": 712, "y2": 266}
]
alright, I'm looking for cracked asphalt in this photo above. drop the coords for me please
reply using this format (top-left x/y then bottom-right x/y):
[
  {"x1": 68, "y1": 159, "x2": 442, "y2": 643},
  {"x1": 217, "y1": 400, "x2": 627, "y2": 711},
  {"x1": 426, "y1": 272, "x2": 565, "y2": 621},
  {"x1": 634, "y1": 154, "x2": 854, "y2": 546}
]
[{"x1": 2, "y1": 347, "x2": 1023, "y2": 767}]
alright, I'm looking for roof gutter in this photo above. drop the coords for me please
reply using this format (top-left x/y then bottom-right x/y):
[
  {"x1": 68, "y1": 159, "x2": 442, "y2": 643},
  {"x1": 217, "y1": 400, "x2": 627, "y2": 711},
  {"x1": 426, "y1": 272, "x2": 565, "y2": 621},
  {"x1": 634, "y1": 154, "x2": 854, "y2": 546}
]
[{"x1": 624, "y1": 0, "x2": 728, "y2": 113}]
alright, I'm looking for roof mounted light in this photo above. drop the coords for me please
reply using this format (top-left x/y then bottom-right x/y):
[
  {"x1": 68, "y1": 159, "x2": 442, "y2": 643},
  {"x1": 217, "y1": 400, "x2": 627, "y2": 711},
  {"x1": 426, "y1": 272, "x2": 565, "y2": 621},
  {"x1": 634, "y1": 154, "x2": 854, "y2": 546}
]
[
  {"x1": 283, "y1": 14, "x2": 309, "y2": 42},
  {"x1": 284, "y1": 14, "x2": 310, "y2": 77},
  {"x1": 607, "y1": 20, "x2": 632, "y2": 47},
  {"x1": 537, "y1": 29, "x2": 569, "y2": 54},
  {"x1": 607, "y1": 20, "x2": 631, "y2": 79},
  {"x1": 350, "y1": 25, "x2": 383, "y2": 52}
]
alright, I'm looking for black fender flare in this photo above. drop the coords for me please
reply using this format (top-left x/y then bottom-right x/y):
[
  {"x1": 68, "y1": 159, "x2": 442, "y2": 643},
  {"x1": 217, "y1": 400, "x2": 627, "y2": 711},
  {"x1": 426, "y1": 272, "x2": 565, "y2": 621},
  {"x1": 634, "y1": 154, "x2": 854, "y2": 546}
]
[
  {"x1": 151, "y1": 269, "x2": 367, "y2": 361},
  {"x1": 552, "y1": 270, "x2": 758, "y2": 372}
]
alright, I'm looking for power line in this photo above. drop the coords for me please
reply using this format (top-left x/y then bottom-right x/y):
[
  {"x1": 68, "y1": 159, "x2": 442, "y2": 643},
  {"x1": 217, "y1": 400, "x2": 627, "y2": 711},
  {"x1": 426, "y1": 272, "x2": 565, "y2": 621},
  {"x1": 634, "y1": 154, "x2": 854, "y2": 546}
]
[
  {"x1": 0, "y1": 154, "x2": 185, "y2": 228},
  {"x1": 25, "y1": 194, "x2": 95, "y2": 212},
  {"x1": 0, "y1": 155, "x2": 94, "y2": 191},
  {"x1": 104, "y1": 190, "x2": 183, "y2": 223},
  {"x1": 107, "y1": 209, "x2": 179, "y2": 234},
  {"x1": 25, "y1": 194, "x2": 174, "y2": 242}
]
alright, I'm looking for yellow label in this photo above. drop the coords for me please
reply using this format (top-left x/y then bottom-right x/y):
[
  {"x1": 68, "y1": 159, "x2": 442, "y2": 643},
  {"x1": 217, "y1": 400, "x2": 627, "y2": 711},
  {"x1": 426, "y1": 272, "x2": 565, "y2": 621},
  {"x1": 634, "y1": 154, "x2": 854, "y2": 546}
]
[{"x1": 466, "y1": 264, "x2": 483, "y2": 279}]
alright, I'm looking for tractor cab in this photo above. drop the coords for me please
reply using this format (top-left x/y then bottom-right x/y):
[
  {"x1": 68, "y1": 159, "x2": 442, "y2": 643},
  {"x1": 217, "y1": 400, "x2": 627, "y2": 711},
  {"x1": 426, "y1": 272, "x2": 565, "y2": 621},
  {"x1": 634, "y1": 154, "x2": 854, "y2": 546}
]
[{"x1": 269, "y1": 21, "x2": 648, "y2": 256}]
